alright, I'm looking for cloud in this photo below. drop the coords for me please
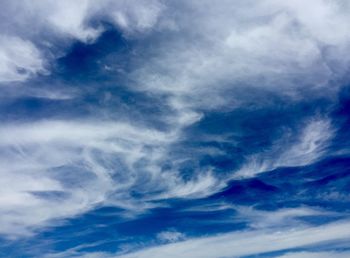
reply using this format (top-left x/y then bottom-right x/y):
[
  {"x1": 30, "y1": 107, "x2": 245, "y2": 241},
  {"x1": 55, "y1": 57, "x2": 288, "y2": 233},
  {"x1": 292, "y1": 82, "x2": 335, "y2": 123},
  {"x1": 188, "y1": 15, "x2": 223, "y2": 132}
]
[
  {"x1": 0, "y1": 0, "x2": 164, "y2": 42},
  {"x1": 44, "y1": 0, "x2": 103, "y2": 42},
  {"x1": 156, "y1": 171, "x2": 224, "y2": 199},
  {"x1": 107, "y1": 0, "x2": 165, "y2": 36},
  {"x1": 277, "y1": 251, "x2": 350, "y2": 258},
  {"x1": 0, "y1": 119, "x2": 221, "y2": 237},
  {"x1": 234, "y1": 118, "x2": 334, "y2": 178},
  {"x1": 0, "y1": 0, "x2": 350, "y2": 250},
  {"x1": 0, "y1": 35, "x2": 45, "y2": 83},
  {"x1": 0, "y1": 119, "x2": 167, "y2": 236},
  {"x1": 60, "y1": 218, "x2": 350, "y2": 258},
  {"x1": 0, "y1": 0, "x2": 165, "y2": 86},
  {"x1": 278, "y1": 119, "x2": 334, "y2": 166},
  {"x1": 157, "y1": 230, "x2": 185, "y2": 243},
  {"x1": 116, "y1": 219, "x2": 350, "y2": 258},
  {"x1": 0, "y1": 1, "x2": 99, "y2": 47},
  {"x1": 233, "y1": 206, "x2": 333, "y2": 229},
  {"x1": 130, "y1": 0, "x2": 350, "y2": 109}
]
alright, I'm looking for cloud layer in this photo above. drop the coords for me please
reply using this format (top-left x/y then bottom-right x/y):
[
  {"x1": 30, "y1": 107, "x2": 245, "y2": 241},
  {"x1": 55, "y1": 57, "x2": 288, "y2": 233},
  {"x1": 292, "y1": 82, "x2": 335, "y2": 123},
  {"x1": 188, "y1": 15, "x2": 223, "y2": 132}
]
[{"x1": 0, "y1": 0, "x2": 350, "y2": 257}]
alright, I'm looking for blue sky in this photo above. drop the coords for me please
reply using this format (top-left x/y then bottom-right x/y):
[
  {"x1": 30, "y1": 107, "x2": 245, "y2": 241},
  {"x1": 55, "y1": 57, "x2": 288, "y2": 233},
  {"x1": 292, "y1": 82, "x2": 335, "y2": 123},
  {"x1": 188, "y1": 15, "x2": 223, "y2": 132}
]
[{"x1": 0, "y1": 0, "x2": 350, "y2": 257}]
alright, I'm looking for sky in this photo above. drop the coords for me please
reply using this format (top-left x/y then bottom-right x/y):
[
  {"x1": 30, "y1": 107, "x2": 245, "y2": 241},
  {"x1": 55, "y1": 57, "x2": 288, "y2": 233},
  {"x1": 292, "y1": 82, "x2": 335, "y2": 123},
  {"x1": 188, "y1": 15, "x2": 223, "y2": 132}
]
[{"x1": 0, "y1": 0, "x2": 350, "y2": 257}]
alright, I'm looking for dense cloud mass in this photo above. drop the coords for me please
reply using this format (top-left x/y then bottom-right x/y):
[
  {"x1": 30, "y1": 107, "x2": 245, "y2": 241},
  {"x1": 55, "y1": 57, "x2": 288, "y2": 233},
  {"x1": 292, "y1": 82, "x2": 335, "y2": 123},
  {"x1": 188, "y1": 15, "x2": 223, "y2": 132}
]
[{"x1": 0, "y1": 1, "x2": 350, "y2": 257}]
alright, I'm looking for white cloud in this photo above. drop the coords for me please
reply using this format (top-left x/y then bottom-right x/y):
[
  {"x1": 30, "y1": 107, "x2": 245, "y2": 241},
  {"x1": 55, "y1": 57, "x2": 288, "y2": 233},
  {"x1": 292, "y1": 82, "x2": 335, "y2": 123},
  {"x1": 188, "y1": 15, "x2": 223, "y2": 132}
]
[
  {"x1": 116, "y1": 220, "x2": 350, "y2": 258},
  {"x1": 32, "y1": 0, "x2": 164, "y2": 41},
  {"x1": 0, "y1": 35, "x2": 45, "y2": 83},
  {"x1": 278, "y1": 119, "x2": 333, "y2": 166},
  {"x1": 263, "y1": 0, "x2": 350, "y2": 45},
  {"x1": 157, "y1": 230, "x2": 185, "y2": 243},
  {"x1": 44, "y1": 0, "x2": 103, "y2": 42},
  {"x1": 233, "y1": 206, "x2": 333, "y2": 229},
  {"x1": 0, "y1": 117, "x2": 335, "y2": 237},
  {"x1": 0, "y1": 0, "x2": 349, "y2": 243},
  {"x1": 0, "y1": 0, "x2": 98, "y2": 45},
  {"x1": 130, "y1": 0, "x2": 350, "y2": 109},
  {"x1": 0, "y1": 119, "x2": 219, "y2": 237},
  {"x1": 0, "y1": 0, "x2": 165, "y2": 85},
  {"x1": 0, "y1": 120, "x2": 163, "y2": 236},
  {"x1": 107, "y1": 0, "x2": 165, "y2": 35},
  {"x1": 277, "y1": 251, "x2": 350, "y2": 258},
  {"x1": 234, "y1": 118, "x2": 333, "y2": 178},
  {"x1": 156, "y1": 171, "x2": 224, "y2": 199},
  {"x1": 0, "y1": 0, "x2": 164, "y2": 42}
]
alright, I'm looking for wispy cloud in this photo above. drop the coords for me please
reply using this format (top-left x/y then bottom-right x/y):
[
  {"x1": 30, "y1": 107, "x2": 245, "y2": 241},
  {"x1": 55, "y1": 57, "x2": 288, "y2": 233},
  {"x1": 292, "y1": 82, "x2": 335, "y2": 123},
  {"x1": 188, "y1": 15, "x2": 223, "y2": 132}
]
[
  {"x1": 277, "y1": 251, "x2": 350, "y2": 258},
  {"x1": 0, "y1": 35, "x2": 46, "y2": 83},
  {"x1": 0, "y1": 0, "x2": 350, "y2": 256},
  {"x1": 116, "y1": 219, "x2": 350, "y2": 258},
  {"x1": 234, "y1": 118, "x2": 334, "y2": 178}
]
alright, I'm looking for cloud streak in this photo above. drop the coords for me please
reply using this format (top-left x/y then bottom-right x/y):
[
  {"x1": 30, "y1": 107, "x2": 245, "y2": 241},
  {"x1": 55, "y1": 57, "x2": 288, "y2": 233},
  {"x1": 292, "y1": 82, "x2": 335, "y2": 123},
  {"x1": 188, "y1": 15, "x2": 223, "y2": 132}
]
[{"x1": 116, "y1": 219, "x2": 350, "y2": 258}]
